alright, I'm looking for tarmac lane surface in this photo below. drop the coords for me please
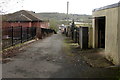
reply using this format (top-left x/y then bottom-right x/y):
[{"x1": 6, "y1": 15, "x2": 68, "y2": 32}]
[{"x1": 2, "y1": 33, "x2": 119, "y2": 78}]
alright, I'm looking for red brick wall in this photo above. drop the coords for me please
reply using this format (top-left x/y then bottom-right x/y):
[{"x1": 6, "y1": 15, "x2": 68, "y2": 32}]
[
  {"x1": 2, "y1": 21, "x2": 32, "y2": 37},
  {"x1": 2, "y1": 22, "x2": 11, "y2": 28},
  {"x1": 10, "y1": 22, "x2": 32, "y2": 27},
  {"x1": 2, "y1": 21, "x2": 49, "y2": 39},
  {"x1": 32, "y1": 22, "x2": 40, "y2": 27},
  {"x1": 32, "y1": 22, "x2": 49, "y2": 28},
  {"x1": 2, "y1": 21, "x2": 32, "y2": 28},
  {"x1": 40, "y1": 22, "x2": 49, "y2": 28},
  {"x1": 2, "y1": 21, "x2": 49, "y2": 28}
]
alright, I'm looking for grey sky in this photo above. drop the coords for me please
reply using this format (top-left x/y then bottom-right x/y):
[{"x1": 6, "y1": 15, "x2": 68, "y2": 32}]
[{"x1": 1, "y1": 0, "x2": 120, "y2": 14}]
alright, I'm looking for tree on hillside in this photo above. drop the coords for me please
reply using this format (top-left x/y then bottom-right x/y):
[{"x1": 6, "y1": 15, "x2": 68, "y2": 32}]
[{"x1": 49, "y1": 19, "x2": 59, "y2": 32}]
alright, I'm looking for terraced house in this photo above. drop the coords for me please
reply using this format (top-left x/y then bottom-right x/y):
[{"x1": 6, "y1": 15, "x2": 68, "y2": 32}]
[{"x1": 92, "y1": 2, "x2": 120, "y2": 65}]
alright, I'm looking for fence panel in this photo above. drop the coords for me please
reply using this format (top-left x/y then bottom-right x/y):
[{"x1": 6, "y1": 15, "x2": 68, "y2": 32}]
[
  {"x1": 12, "y1": 26, "x2": 22, "y2": 45},
  {"x1": 2, "y1": 27, "x2": 12, "y2": 49},
  {"x1": 2, "y1": 26, "x2": 36, "y2": 49}
]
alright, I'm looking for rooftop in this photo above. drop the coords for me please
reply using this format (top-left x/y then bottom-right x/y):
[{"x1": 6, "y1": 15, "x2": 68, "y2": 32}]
[
  {"x1": 93, "y1": 2, "x2": 120, "y2": 12},
  {"x1": 3, "y1": 10, "x2": 45, "y2": 22}
]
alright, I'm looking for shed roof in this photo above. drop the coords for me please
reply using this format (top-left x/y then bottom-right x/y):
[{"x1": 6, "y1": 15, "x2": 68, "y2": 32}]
[{"x1": 93, "y1": 2, "x2": 120, "y2": 12}]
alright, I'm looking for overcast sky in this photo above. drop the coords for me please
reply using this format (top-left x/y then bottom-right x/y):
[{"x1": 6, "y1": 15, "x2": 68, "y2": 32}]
[{"x1": 1, "y1": 0, "x2": 120, "y2": 15}]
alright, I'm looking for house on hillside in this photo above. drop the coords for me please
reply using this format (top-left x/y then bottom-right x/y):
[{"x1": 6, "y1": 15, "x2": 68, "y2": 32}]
[
  {"x1": 2, "y1": 10, "x2": 49, "y2": 39},
  {"x1": 92, "y1": 2, "x2": 120, "y2": 65}
]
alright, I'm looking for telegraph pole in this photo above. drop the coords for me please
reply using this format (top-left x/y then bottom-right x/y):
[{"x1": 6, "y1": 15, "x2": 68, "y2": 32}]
[
  {"x1": 67, "y1": 1, "x2": 69, "y2": 25},
  {"x1": 66, "y1": 1, "x2": 70, "y2": 37}
]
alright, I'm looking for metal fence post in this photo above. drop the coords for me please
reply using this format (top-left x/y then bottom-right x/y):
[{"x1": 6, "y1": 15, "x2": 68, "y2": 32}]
[
  {"x1": 27, "y1": 27, "x2": 29, "y2": 41},
  {"x1": 11, "y1": 26, "x2": 14, "y2": 46},
  {"x1": 21, "y1": 26, "x2": 22, "y2": 43}
]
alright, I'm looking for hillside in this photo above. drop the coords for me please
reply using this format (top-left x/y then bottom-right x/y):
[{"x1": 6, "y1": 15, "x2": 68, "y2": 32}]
[{"x1": 37, "y1": 12, "x2": 92, "y2": 23}]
